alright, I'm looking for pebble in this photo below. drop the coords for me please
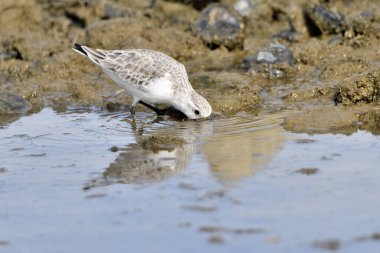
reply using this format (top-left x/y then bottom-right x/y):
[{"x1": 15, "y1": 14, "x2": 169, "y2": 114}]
[
  {"x1": 0, "y1": 93, "x2": 30, "y2": 114},
  {"x1": 194, "y1": 3, "x2": 245, "y2": 50}
]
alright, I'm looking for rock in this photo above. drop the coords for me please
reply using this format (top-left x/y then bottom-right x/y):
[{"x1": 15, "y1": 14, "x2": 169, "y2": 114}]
[
  {"x1": 334, "y1": 70, "x2": 380, "y2": 105},
  {"x1": 0, "y1": 92, "x2": 30, "y2": 114},
  {"x1": 272, "y1": 29, "x2": 300, "y2": 43},
  {"x1": 194, "y1": 3, "x2": 245, "y2": 50},
  {"x1": 0, "y1": 37, "x2": 22, "y2": 60},
  {"x1": 304, "y1": 4, "x2": 349, "y2": 36},
  {"x1": 241, "y1": 43, "x2": 295, "y2": 78},
  {"x1": 165, "y1": 0, "x2": 219, "y2": 11},
  {"x1": 233, "y1": 0, "x2": 256, "y2": 17}
]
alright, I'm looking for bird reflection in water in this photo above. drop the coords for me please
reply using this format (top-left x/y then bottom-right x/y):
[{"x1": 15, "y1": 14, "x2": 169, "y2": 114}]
[
  {"x1": 83, "y1": 113, "x2": 213, "y2": 190},
  {"x1": 83, "y1": 112, "x2": 286, "y2": 189}
]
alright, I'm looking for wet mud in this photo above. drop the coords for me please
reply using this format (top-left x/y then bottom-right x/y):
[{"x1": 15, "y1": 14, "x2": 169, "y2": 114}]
[{"x1": 1, "y1": 0, "x2": 380, "y2": 133}]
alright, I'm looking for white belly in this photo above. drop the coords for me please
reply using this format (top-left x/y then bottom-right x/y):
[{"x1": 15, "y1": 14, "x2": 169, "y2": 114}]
[{"x1": 104, "y1": 69, "x2": 174, "y2": 104}]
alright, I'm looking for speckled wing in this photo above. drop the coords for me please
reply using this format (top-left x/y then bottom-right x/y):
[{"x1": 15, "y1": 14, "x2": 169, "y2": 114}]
[{"x1": 92, "y1": 49, "x2": 184, "y2": 91}]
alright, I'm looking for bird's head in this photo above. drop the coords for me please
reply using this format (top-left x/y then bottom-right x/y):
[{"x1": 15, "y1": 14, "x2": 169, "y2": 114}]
[{"x1": 175, "y1": 91, "x2": 212, "y2": 119}]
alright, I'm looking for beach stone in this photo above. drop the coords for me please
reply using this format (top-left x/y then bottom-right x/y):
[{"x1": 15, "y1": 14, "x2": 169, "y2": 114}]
[
  {"x1": 304, "y1": 4, "x2": 348, "y2": 36},
  {"x1": 165, "y1": 0, "x2": 219, "y2": 10},
  {"x1": 0, "y1": 92, "x2": 30, "y2": 114},
  {"x1": 242, "y1": 43, "x2": 295, "y2": 78},
  {"x1": 194, "y1": 3, "x2": 245, "y2": 50}
]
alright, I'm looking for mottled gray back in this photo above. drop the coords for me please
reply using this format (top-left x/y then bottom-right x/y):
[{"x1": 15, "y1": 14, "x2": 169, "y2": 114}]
[{"x1": 96, "y1": 49, "x2": 189, "y2": 91}]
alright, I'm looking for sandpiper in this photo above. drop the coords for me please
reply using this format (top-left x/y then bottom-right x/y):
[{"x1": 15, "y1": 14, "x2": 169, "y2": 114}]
[{"x1": 72, "y1": 44, "x2": 212, "y2": 119}]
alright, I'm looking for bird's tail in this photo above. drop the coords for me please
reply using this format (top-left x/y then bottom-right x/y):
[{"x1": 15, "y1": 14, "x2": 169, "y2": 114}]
[{"x1": 72, "y1": 43, "x2": 106, "y2": 64}]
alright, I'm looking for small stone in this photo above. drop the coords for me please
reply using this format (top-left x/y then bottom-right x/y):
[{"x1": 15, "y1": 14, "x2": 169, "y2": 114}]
[
  {"x1": 272, "y1": 29, "x2": 300, "y2": 43},
  {"x1": 0, "y1": 93, "x2": 30, "y2": 115},
  {"x1": 208, "y1": 235, "x2": 225, "y2": 244},
  {"x1": 296, "y1": 168, "x2": 319, "y2": 175},
  {"x1": 242, "y1": 43, "x2": 295, "y2": 78},
  {"x1": 0, "y1": 39, "x2": 22, "y2": 60},
  {"x1": 372, "y1": 233, "x2": 380, "y2": 240},
  {"x1": 313, "y1": 239, "x2": 341, "y2": 250},
  {"x1": 194, "y1": 3, "x2": 245, "y2": 50},
  {"x1": 304, "y1": 4, "x2": 348, "y2": 36},
  {"x1": 234, "y1": 0, "x2": 255, "y2": 17},
  {"x1": 165, "y1": 0, "x2": 219, "y2": 11},
  {"x1": 110, "y1": 146, "x2": 119, "y2": 152}
]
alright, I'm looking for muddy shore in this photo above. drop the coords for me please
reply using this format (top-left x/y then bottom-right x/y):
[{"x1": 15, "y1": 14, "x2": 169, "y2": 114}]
[{"x1": 1, "y1": 0, "x2": 380, "y2": 133}]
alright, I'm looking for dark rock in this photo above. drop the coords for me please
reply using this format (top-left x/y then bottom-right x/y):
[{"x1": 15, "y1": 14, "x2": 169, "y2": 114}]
[
  {"x1": 0, "y1": 39, "x2": 22, "y2": 61},
  {"x1": 295, "y1": 168, "x2": 319, "y2": 175},
  {"x1": 242, "y1": 43, "x2": 295, "y2": 78},
  {"x1": 165, "y1": 0, "x2": 219, "y2": 11},
  {"x1": 194, "y1": 3, "x2": 245, "y2": 50},
  {"x1": 272, "y1": 29, "x2": 300, "y2": 43},
  {"x1": 304, "y1": 4, "x2": 348, "y2": 36},
  {"x1": 0, "y1": 93, "x2": 30, "y2": 114}
]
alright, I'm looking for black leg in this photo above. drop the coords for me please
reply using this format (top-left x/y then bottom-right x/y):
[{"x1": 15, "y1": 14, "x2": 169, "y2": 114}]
[
  {"x1": 138, "y1": 101, "x2": 168, "y2": 116},
  {"x1": 137, "y1": 100, "x2": 187, "y2": 120}
]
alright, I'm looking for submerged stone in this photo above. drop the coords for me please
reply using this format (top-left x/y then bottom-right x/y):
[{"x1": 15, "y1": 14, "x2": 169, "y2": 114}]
[
  {"x1": 242, "y1": 43, "x2": 295, "y2": 78},
  {"x1": 194, "y1": 3, "x2": 245, "y2": 50},
  {"x1": 0, "y1": 92, "x2": 30, "y2": 114}
]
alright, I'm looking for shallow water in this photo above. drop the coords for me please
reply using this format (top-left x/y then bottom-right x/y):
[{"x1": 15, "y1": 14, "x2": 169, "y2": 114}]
[{"x1": 1, "y1": 108, "x2": 380, "y2": 253}]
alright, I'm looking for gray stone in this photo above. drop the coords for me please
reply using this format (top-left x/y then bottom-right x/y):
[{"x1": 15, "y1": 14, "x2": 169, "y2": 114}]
[
  {"x1": 304, "y1": 4, "x2": 348, "y2": 36},
  {"x1": 242, "y1": 43, "x2": 295, "y2": 78},
  {"x1": 194, "y1": 3, "x2": 245, "y2": 50},
  {"x1": 0, "y1": 93, "x2": 30, "y2": 114}
]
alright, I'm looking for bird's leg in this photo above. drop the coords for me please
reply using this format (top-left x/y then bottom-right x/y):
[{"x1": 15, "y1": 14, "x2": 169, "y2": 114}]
[
  {"x1": 138, "y1": 101, "x2": 169, "y2": 116},
  {"x1": 130, "y1": 105, "x2": 136, "y2": 115},
  {"x1": 130, "y1": 97, "x2": 140, "y2": 115}
]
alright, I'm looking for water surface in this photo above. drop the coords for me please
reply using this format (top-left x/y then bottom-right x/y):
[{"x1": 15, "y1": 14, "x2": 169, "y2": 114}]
[{"x1": 1, "y1": 108, "x2": 380, "y2": 253}]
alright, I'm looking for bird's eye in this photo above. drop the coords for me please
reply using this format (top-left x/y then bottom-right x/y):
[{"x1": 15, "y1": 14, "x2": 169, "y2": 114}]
[{"x1": 194, "y1": 110, "x2": 200, "y2": 115}]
